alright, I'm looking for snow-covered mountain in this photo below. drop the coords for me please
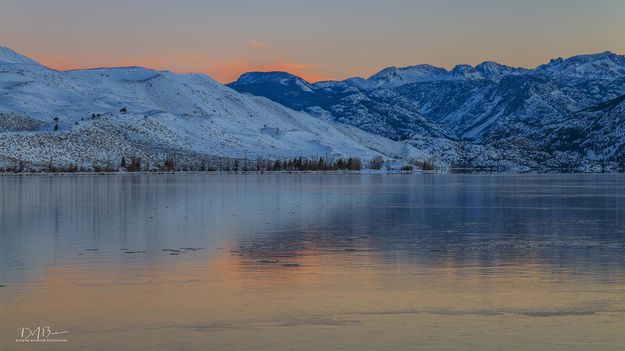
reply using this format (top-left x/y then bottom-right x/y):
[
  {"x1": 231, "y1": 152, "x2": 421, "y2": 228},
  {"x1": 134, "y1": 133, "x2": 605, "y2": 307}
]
[
  {"x1": 347, "y1": 61, "x2": 527, "y2": 89},
  {"x1": 230, "y1": 52, "x2": 625, "y2": 171},
  {"x1": 0, "y1": 47, "x2": 429, "y2": 170},
  {"x1": 2, "y1": 46, "x2": 623, "y2": 172},
  {"x1": 396, "y1": 53, "x2": 625, "y2": 142},
  {"x1": 536, "y1": 51, "x2": 625, "y2": 80},
  {"x1": 546, "y1": 94, "x2": 625, "y2": 164},
  {"x1": 362, "y1": 64, "x2": 451, "y2": 88},
  {"x1": 229, "y1": 72, "x2": 451, "y2": 141}
]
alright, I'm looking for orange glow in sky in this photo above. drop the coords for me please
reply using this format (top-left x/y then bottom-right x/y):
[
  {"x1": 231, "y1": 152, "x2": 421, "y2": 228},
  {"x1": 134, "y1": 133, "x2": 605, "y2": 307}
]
[
  {"x1": 28, "y1": 52, "x2": 334, "y2": 83},
  {"x1": 2, "y1": 0, "x2": 624, "y2": 83}
]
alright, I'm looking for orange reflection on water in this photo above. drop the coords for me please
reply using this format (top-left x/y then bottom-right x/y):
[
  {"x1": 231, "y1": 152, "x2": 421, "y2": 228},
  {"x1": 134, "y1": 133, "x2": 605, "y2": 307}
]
[{"x1": 2, "y1": 245, "x2": 625, "y2": 351}]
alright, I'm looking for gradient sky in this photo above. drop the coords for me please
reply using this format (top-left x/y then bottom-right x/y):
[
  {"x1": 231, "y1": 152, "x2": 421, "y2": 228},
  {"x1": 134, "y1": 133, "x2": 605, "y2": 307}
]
[{"x1": 1, "y1": 0, "x2": 624, "y2": 83}]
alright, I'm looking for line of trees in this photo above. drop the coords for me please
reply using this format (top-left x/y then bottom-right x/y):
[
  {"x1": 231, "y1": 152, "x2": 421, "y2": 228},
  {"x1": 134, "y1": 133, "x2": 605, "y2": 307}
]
[
  {"x1": 260, "y1": 157, "x2": 362, "y2": 172},
  {"x1": 0, "y1": 156, "x2": 366, "y2": 174},
  {"x1": 146, "y1": 156, "x2": 364, "y2": 173},
  {"x1": 1, "y1": 155, "x2": 445, "y2": 174}
]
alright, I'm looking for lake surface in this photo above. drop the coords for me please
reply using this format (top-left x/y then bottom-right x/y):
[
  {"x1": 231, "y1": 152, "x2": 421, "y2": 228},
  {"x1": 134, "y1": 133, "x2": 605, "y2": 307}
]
[{"x1": 1, "y1": 174, "x2": 625, "y2": 350}]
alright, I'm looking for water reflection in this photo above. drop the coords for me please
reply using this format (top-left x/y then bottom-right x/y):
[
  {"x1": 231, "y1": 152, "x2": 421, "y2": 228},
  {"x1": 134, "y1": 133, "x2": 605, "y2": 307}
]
[{"x1": 1, "y1": 174, "x2": 625, "y2": 350}]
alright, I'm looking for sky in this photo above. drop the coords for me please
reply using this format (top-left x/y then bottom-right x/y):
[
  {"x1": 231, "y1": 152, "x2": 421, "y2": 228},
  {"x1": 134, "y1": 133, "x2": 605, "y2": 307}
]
[{"x1": 1, "y1": 0, "x2": 624, "y2": 83}]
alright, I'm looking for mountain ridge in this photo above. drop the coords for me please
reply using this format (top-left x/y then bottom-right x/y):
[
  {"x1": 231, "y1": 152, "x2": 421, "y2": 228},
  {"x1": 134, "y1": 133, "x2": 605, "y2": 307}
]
[
  {"x1": 2, "y1": 46, "x2": 625, "y2": 172},
  {"x1": 229, "y1": 51, "x2": 625, "y2": 171},
  {"x1": 230, "y1": 51, "x2": 624, "y2": 88}
]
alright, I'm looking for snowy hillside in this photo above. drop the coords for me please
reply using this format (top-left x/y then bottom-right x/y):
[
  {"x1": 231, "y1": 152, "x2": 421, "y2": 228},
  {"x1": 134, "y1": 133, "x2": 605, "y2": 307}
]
[
  {"x1": 229, "y1": 72, "x2": 452, "y2": 141},
  {"x1": 0, "y1": 47, "x2": 430, "y2": 170}
]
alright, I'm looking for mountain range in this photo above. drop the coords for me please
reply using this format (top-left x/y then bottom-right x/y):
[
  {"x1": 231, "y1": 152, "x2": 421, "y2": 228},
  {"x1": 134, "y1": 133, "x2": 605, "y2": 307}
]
[
  {"x1": 229, "y1": 51, "x2": 625, "y2": 171},
  {"x1": 1, "y1": 46, "x2": 624, "y2": 172}
]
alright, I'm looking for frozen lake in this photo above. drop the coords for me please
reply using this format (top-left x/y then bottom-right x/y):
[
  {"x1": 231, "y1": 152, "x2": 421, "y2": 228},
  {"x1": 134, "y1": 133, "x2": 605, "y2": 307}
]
[{"x1": 1, "y1": 174, "x2": 625, "y2": 350}]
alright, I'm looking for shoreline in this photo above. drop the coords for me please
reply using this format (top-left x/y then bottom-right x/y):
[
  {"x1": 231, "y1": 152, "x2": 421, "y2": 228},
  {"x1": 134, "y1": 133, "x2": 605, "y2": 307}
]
[
  {"x1": 0, "y1": 170, "x2": 426, "y2": 177},
  {"x1": 0, "y1": 169, "x2": 623, "y2": 176}
]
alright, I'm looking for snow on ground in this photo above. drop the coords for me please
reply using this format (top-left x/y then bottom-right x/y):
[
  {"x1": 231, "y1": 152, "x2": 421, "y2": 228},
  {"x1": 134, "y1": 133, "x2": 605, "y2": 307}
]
[{"x1": 0, "y1": 47, "x2": 429, "y2": 169}]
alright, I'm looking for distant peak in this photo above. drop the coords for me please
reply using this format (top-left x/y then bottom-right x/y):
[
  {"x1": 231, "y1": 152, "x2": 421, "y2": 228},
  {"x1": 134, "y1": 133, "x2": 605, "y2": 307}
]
[
  {"x1": 475, "y1": 60, "x2": 525, "y2": 70},
  {"x1": 240, "y1": 71, "x2": 297, "y2": 78},
  {"x1": 476, "y1": 61, "x2": 502, "y2": 68},
  {"x1": 229, "y1": 71, "x2": 315, "y2": 92},
  {"x1": 575, "y1": 51, "x2": 617, "y2": 58},
  {"x1": 374, "y1": 64, "x2": 446, "y2": 75},
  {"x1": 595, "y1": 50, "x2": 617, "y2": 57},
  {"x1": 451, "y1": 64, "x2": 476, "y2": 74},
  {"x1": 474, "y1": 61, "x2": 526, "y2": 80},
  {"x1": 536, "y1": 51, "x2": 625, "y2": 79},
  {"x1": 549, "y1": 57, "x2": 564, "y2": 64},
  {"x1": 552, "y1": 51, "x2": 621, "y2": 65},
  {"x1": 233, "y1": 71, "x2": 308, "y2": 84},
  {"x1": 452, "y1": 64, "x2": 474, "y2": 70},
  {"x1": 366, "y1": 64, "x2": 449, "y2": 87}
]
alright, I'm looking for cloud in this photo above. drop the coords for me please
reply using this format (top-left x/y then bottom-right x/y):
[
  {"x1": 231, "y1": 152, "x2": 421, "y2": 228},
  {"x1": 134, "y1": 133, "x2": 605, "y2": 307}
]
[{"x1": 248, "y1": 40, "x2": 270, "y2": 49}]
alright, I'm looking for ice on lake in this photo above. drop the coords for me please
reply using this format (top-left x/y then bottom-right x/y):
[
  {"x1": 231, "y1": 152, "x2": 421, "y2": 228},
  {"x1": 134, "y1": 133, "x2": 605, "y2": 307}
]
[{"x1": 1, "y1": 174, "x2": 625, "y2": 350}]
